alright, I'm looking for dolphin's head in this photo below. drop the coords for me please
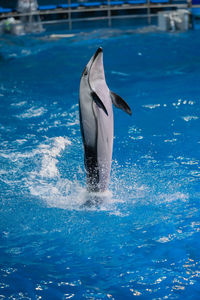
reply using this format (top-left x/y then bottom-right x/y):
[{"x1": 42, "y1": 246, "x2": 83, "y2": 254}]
[{"x1": 80, "y1": 47, "x2": 106, "y2": 95}]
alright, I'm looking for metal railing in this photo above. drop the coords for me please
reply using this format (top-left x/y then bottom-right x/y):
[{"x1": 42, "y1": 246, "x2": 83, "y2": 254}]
[{"x1": 0, "y1": 0, "x2": 189, "y2": 30}]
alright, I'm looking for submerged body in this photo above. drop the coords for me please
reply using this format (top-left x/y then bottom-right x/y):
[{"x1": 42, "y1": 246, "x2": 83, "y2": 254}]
[{"x1": 79, "y1": 47, "x2": 131, "y2": 192}]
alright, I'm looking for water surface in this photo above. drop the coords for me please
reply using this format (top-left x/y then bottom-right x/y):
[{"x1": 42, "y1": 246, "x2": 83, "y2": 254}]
[{"x1": 0, "y1": 28, "x2": 200, "y2": 299}]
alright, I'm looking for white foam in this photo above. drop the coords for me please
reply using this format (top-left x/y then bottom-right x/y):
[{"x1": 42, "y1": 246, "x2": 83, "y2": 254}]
[
  {"x1": 190, "y1": 171, "x2": 200, "y2": 177},
  {"x1": 11, "y1": 101, "x2": 27, "y2": 107},
  {"x1": 39, "y1": 155, "x2": 59, "y2": 178},
  {"x1": 182, "y1": 116, "x2": 199, "y2": 122},
  {"x1": 128, "y1": 126, "x2": 143, "y2": 141},
  {"x1": 130, "y1": 136, "x2": 143, "y2": 140},
  {"x1": 0, "y1": 135, "x2": 71, "y2": 165},
  {"x1": 24, "y1": 136, "x2": 88, "y2": 209},
  {"x1": 21, "y1": 49, "x2": 31, "y2": 56},
  {"x1": 15, "y1": 139, "x2": 27, "y2": 145},
  {"x1": 36, "y1": 136, "x2": 71, "y2": 178},
  {"x1": 143, "y1": 99, "x2": 196, "y2": 110},
  {"x1": 181, "y1": 160, "x2": 198, "y2": 166},
  {"x1": 172, "y1": 98, "x2": 196, "y2": 107},
  {"x1": 1, "y1": 126, "x2": 192, "y2": 214},
  {"x1": 16, "y1": 107, "x2": 47, "y2": 119},
  {"x1": 142, "y1": 104, "x2": 161, "y2": 109},
  {"x1": 66, "y1": 110, "x2": 79, "y2": 127},
  {"x1": 158, "y1": 192, "x2": 188, "y2": 203},
  {"x1": 8, "y1": 53, "x2": 17, "y2": 58},
  {"x1": 157, "y1": 237, "x2": 170, "y2": 243},
  {"x1": 48, "y1": 104, "x2": 79, "y2": 131},
  {"x1": 164, "y1": 138, "x2": 177, "y2": 143},
  {"x1": 29, "y1": 178, "x2": 116, "y2": 211},
  {"x1": 25, "y1": 137, "x2": 122, "y2": 211}
]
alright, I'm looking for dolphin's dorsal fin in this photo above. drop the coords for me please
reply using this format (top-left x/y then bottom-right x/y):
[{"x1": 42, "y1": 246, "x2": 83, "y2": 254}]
[
  {"x1": 110, "y1": 91, "x2": 132, "y2": 115},
  {"x1": 91, "y1": 91, "x2": 108, "y2": 116}
]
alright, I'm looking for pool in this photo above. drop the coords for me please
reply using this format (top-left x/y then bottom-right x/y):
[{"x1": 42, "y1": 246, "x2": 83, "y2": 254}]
[{"x1": 0, "y1": 27, "x2": 200, "y2": 299}]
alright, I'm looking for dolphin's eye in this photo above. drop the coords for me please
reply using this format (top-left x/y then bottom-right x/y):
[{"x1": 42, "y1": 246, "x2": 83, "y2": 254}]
[{"x1": 82, "y1": 67, "x2": 88, "y2": 77}]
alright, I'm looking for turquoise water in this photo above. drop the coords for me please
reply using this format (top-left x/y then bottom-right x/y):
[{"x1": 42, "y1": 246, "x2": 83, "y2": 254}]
[{"x1": 0, "y1": 28, "x2": 200, "y2": 299}]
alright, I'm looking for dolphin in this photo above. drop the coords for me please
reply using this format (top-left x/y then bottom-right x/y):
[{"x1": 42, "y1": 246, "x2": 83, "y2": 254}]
[{"x1": 79, "y1": 47, "x2": 132, "y2": 193}]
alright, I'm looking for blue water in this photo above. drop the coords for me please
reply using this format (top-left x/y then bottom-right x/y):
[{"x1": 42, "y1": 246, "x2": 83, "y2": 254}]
[{"x1": 0, "y1": 28, "x2": 200, "y2": 299}]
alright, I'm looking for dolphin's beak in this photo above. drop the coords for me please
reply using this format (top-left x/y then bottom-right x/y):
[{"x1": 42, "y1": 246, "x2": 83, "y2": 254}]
[
  {"x1": 93, "y1": 47, "x2": 103, "y2": 62},
  {"x1": 81, "y1": 48, "x2": 103, "y2": 78},
  {"x1": 89, "y1": 47, "x2": 105, "y2": 90},
  {"x1": 88, "y1": 47, "x2": 104, "y2": 90}
]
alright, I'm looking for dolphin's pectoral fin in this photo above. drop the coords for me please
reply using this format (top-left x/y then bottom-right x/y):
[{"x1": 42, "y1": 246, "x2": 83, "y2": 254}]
[
  {"x1": 91, "y1": 91, "x2": 108, "y2": 116},
  {"x1": 110, "y1": 91, "x2": 132, "y2": 115}
]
